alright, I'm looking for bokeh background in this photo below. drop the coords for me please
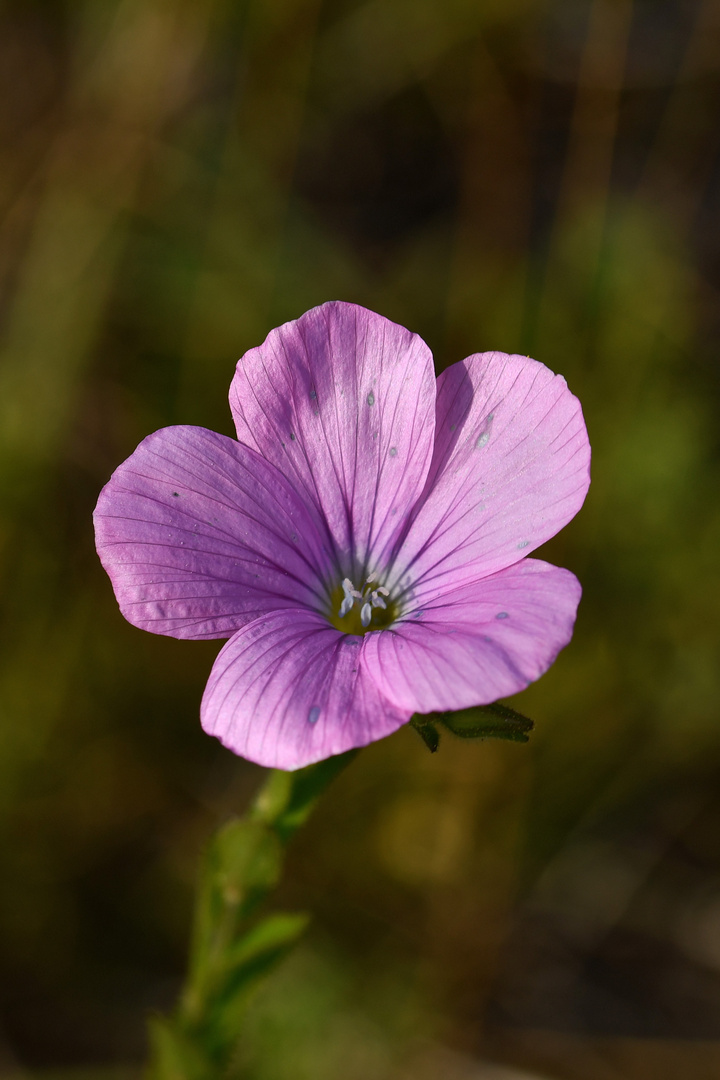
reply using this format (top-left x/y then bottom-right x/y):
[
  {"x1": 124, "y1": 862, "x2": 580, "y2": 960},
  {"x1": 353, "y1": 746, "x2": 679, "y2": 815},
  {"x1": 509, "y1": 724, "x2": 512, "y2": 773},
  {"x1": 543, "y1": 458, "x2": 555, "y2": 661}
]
[{"x1": 1, "y1": 0, "x2": 720, "y2": 1077}]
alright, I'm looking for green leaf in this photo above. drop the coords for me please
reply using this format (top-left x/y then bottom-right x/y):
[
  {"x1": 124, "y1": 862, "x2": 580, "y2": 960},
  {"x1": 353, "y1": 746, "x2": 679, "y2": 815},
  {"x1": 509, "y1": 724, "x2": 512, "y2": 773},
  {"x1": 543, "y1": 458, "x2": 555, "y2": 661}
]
[
  {"x1": 222, "y1": 911, "x2": 310, "y2": 976},
  {"x1": 146, "y1": 1015, "x2": 214, "y2": 1080},
  {"x1": 437, "y1": 702, "x2": 534, "y2": 743},
  {"x1": 150, "y1": 756, "x2": 358, "y2": 1076},
  {"x1": 409, "y1": 715, "x2": 440, "y2": 752},
  {"x1": 183, "y1": 819, "x2": 283, "y2": 1023},
  {"x1": 209, "y1": 912, "x2": 310, "y2": 1049},
  {"x1": 252, "y1": 751, "x2": 358, "y2": 842}
]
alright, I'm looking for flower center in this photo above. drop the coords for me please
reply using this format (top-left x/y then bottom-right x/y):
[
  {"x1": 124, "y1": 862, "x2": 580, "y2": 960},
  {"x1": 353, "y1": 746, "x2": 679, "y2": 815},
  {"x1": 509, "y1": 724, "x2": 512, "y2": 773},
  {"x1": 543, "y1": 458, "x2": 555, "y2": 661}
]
[{"x1": 327, "y1": 573, "x2": 398, "y2": 635}]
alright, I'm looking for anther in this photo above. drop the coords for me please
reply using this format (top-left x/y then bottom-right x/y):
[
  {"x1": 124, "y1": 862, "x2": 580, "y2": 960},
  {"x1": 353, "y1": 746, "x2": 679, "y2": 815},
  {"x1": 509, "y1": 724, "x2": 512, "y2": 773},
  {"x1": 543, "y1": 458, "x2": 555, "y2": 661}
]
[
  {"x1": 339, "y1": 595, "x2": 353, "y2": 618},
  {"x1": 342, "y1": 577, "x2": 361, "y2": 598},
  {"x1": 336, "y1": 574, "x2": 393, "y2": 629}
]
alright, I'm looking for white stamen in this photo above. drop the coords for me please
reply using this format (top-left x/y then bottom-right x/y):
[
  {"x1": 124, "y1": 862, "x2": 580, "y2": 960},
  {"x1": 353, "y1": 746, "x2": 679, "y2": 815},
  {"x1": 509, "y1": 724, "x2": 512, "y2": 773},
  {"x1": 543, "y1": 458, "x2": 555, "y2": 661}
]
[
  {"x1": 342, "y1": 577, "x2": 362, "y2": 601},
  {"x1": 338, "y1": 574, "x2": 392, "y2": 627},
  {"x1": 339, "y1": 595, "x2": 353, "y2": 618}
]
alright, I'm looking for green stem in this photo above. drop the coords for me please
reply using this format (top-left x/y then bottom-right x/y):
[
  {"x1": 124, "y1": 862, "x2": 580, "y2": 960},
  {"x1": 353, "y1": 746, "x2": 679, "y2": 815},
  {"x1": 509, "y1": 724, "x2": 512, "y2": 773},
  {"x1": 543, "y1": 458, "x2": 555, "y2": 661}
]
[{"x1": 146, "y1": 751, "x2": 358, "y2": 1080}]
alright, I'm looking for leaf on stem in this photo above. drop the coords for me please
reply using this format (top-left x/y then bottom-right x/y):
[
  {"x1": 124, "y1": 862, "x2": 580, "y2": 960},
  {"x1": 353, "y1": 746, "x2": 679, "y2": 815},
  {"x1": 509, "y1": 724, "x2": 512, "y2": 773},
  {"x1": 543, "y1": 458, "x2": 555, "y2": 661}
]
[
  {"x1": 252, "y1": 750, "x2": 358, "y2": 842},
  {"x1": 183, "y1": 819, "x2": 282, "y2": 1026},
  {"x1": 146, "y1": 1015, "x2": 214, "y2": 1080},
  {"x1": 438, "y1": 702, "x2": 534, "y2": 742},
  {"x1": 409, "y1": 715, "x2": 441, "y2": 752},
  {"x1": 148, "y1": 754, "x2": 358, "y2": 1078},
  {"x1": 209, "y1": 912, "x2": 310, "y2": 1048}
]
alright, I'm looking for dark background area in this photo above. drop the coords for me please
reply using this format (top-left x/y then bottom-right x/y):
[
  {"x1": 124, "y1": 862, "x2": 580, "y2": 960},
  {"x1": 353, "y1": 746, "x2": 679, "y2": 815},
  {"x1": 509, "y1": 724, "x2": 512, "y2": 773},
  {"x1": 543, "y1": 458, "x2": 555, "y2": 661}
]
[{"x1": 1, "y1": 0, "x2": 720, "y2": 1077}]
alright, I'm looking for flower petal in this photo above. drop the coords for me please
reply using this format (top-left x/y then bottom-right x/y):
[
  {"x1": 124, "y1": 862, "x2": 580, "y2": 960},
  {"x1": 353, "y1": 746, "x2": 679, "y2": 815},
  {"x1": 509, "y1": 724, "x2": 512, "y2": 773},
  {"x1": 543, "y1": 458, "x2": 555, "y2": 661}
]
[
  {"x1": 363, "y1": 559, "x2": 582, "y2": 713},
  {"x1": 94, "y1": 426, "x2": 332, "y2": 639},
  {"x1": 389, "y1": 352, "x2": 590, "y2": 600},
  {"x1": 201, "y1": 609, "x2": 411, "y2": 769},
  {"x1": 229, "y1": 301, "x2": 436, "y2": 573}
]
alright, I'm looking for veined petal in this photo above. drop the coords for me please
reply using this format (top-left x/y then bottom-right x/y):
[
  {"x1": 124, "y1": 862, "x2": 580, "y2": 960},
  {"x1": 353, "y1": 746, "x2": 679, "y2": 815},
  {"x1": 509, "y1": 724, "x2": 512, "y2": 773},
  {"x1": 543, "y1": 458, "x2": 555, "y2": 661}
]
[
  {"x1": 363, "y1": 559, "x2": 581, "y2": 713},
  {"x1": 94, "y1": 427, "x2": 331, "y2": 639},
  {"x1": 229, "y1": 301, "x2": 436, "y2": 573},
  {"x1": 389, "y1": 352, "x2": 590, "y2": 600},
  {"x1": 201, "y1": 609, "x2": 411, "y2": 769}
]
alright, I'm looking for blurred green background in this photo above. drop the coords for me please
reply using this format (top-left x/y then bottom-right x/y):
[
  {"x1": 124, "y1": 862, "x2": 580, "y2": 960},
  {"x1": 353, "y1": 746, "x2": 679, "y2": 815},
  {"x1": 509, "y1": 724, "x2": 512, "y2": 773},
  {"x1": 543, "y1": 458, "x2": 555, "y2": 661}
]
[{"x1": 1, "y1": 0, "x2": 720, "y2": 1077}]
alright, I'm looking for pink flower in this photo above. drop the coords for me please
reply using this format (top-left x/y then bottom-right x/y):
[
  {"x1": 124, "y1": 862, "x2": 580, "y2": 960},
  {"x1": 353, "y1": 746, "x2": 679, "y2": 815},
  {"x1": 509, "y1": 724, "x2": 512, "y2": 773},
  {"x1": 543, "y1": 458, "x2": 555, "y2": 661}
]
[{"x1": 94, "y1": 302, "x2": 590, "y2": 770}]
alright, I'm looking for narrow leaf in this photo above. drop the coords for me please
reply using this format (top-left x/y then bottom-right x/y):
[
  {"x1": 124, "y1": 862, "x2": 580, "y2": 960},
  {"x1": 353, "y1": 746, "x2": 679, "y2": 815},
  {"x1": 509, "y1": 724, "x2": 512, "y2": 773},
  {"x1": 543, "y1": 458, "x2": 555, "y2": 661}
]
[
  {"x1": 223, "y1": 912, "x2": 310, "y2": 973},
  {"x1": 209, "y1": 913, "x2": 310, "y2": 1049},
  {"x1": 437, "y1": 702, "x2": 534, "y2": 742},
  {"x1": 184, "y1": 820, "x2": 282, "y2": 1022},
  {"x1": 410, "y1": 716, "x2": 440, "y2": 752},
  {"x1": 146, "y1": 1015, "x2": 213, "y2": 1080},
  {"x1": 149, "y1": 755, "x2": 359, "y2": 1076},
  {"x1": 252, "y1": 750, "x2": 358, "y2": 842}
]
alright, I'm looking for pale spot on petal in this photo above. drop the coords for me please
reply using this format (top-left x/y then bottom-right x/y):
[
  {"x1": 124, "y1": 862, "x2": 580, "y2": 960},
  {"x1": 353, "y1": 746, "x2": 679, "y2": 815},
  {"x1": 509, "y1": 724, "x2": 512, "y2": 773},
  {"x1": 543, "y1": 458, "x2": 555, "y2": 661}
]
[
  {"x1": 308, "y1": 705, "x2": 321, "y2": 725},
  {"x1": 475, "y1": 412, "x2": 494, "y2": 449}
]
